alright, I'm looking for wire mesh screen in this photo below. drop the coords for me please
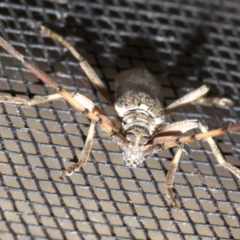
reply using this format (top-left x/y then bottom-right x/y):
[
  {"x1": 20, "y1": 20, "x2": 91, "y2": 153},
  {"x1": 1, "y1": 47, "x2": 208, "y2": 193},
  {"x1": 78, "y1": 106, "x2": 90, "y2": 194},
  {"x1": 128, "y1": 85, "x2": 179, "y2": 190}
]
[{"x1": 0, "y1": 0, "x2": 240, "y2": 239}]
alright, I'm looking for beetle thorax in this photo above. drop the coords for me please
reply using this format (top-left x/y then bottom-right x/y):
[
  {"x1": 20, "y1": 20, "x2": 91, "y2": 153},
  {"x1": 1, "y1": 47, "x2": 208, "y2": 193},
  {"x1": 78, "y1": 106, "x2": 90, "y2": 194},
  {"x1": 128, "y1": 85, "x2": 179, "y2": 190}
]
[{"x1": 122, "y1": 109, "x2": 156, "y2": 136}]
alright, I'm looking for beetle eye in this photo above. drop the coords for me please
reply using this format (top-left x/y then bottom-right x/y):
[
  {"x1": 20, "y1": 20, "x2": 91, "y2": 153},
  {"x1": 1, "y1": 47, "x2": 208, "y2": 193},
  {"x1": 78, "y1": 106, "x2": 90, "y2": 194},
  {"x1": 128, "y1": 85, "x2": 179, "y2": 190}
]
[
  {"x1": 126, "y1": 133, "x2": 136, "y2": 142},
  {"x1": 139, "y1": 136, "x2": 150, "y2": 145}
]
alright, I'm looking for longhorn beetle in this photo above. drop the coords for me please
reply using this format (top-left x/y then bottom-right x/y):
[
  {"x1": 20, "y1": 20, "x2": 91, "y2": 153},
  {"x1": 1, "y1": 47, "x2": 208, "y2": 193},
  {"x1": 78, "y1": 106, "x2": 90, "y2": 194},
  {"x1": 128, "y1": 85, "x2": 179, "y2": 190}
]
[{"x1": 0, "y1": 22, "x2": 240, "y2": 208}]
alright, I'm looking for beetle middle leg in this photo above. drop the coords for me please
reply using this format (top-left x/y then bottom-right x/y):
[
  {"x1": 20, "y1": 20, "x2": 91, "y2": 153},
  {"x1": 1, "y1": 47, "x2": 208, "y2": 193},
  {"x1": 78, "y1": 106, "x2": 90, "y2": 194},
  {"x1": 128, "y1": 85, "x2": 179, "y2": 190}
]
[
  {"x1": 0, "y1": 92, "x2": 75, "y2": 106},
  {"x1": 165, "y1": 84, "x2": 234, "y2": 114}
]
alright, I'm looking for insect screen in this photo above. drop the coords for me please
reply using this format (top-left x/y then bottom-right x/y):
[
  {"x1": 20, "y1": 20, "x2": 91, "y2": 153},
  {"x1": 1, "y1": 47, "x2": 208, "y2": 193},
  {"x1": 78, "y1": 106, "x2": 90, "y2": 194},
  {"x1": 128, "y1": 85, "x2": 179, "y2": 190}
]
[{"x1": 0, "y1": 0, "x2": 240, "y2": 239}]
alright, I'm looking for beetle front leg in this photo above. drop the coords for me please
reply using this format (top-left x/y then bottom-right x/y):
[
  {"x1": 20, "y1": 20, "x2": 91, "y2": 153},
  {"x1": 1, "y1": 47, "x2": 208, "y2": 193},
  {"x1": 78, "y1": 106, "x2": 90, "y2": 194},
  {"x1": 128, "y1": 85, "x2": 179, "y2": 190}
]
[
  {"x1": 60, "y1": 120, "x2": 96, "y2": 180},
  {"x1": 165, "y1": 147, "x2": 183, "y2": 209},
  {"x1": 197, "y1": 122, "x2": 240, "y2": 179}
]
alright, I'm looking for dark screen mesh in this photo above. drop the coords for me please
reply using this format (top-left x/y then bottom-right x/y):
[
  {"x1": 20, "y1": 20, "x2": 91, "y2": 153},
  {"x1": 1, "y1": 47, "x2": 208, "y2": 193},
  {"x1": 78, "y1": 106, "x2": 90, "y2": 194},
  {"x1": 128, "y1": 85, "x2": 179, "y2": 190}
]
[{"x1": 0, "y1": 0, "x2": 240, "y2": 239}]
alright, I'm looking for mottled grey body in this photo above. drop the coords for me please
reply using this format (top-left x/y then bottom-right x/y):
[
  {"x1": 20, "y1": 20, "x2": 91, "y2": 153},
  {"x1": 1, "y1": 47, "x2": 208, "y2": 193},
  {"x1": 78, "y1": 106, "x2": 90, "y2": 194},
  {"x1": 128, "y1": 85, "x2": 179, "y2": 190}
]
[
  {"x1": 114, "y1": 68, "x2": 165, "y2": 167},
  {"x1": 115, "y1": 68, "x2": 165, "y2": 135}
]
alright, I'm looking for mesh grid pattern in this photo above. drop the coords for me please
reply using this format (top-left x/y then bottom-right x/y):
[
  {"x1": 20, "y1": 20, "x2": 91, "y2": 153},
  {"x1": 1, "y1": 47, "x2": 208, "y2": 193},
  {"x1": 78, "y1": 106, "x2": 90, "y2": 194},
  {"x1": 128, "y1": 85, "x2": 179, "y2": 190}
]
[{"x1": 0, "y1": 0, "x2": 240, "y2": 239}]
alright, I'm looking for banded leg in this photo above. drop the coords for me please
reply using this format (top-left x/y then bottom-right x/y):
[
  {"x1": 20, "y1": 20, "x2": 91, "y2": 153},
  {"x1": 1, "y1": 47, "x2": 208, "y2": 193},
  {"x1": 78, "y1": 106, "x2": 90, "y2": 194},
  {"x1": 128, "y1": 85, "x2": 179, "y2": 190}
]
[
  {"x1": 30, "y1": 21, "x2": 114, "y2": 106},
  {"x1": 0, "y1": 93, "x2": 101, "y2": 180},
  {"x1": 197, "y1": 122, "x2": 240, "y2": 179},
  {"x1": 165, "y1": 147, "x2": 183, "y2": 209},
  {"x1": 154, "y1": 119, "x2": 240, "y2": 208},
  {"x1": 0, "y1": 93, "x2": 69, "y2": 106},
  {"x1": 0, "y1": 92, "x2": 100, "y2": 110},
  {"x1": 60, "y1": 120, "x2": 96, "y2": 180},
  {"x1": 194, "y1": 96, "x2": 234, "y2": 106},
  {"x1": 165, "y1": 84, "x2": 234, "y2": 114},
  {"x1": 0, "y1": 29, "x2": 125, "y2": 181}
]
